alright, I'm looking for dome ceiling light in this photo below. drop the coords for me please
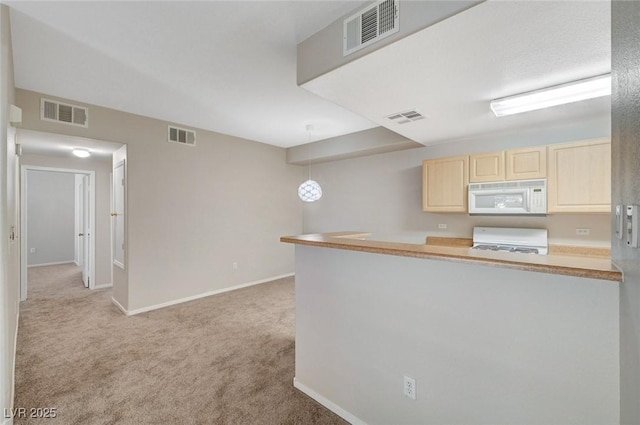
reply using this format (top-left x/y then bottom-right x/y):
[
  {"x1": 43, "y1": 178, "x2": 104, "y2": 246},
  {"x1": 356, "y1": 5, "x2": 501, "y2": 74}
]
[{"x1": 72, "y1": 148, "x2": 91, "y2": 158}]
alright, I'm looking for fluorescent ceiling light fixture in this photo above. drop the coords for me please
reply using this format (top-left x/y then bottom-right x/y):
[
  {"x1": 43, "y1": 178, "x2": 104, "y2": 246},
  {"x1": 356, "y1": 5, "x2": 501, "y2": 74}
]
[
  {"x1": 490, "y1": 74, "x2": 611, "y2": 117},
  {"x1": 72, "y1": 148, "x2": 91, "y2": 158}
]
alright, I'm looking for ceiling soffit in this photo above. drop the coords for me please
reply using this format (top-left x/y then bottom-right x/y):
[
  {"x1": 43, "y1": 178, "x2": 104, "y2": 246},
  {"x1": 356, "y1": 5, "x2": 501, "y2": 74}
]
[{"x1": 301, "y1": 1, "x2": 612, "y2": 146}]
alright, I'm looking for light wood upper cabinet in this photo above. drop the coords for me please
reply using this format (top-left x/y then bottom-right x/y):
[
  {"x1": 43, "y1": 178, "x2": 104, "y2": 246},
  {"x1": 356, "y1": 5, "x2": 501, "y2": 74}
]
[
  {"x1": 470, "y1": 148, "x2": 547, "y2": 183},
  {"x1": 506, "y1": 146, "x2": 547, "y2": 180},
  {"x1": 547, "y1": 138, "x2": 611, "y2": 213},
  {"x1": 423, "y1": 156, "x2": 469, "y2": 213},
  {"x1": 469, "y1": 151, "x2": 505, "y2": 183}
]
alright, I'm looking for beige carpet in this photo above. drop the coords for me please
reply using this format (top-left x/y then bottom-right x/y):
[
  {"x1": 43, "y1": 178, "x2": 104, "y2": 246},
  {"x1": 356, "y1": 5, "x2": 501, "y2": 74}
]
[{"x1": 15, "y1": 264, "x2": 347, "y2": 425}]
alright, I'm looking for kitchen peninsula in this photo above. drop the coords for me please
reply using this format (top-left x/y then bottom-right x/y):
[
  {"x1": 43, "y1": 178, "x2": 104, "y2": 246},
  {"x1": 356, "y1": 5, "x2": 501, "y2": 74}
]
[{"x1": 282, "y1": 232, "x2": 621, "y2": 425}]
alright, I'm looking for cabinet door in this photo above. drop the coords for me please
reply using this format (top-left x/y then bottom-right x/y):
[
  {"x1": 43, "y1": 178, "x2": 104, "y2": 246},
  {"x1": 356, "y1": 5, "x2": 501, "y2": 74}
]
[
  {"x1": 469, "y1": 151, "x2": 505, "y2": 183},
  {"x1": 548, "y1": 138, "x2": 611, "y2": 213},
  {"x1": 423, "y1": 156, "x2": 469, "y2": 212},
  {"x1": 506, "y1": 146, "x2": 547, "y2": 180}
]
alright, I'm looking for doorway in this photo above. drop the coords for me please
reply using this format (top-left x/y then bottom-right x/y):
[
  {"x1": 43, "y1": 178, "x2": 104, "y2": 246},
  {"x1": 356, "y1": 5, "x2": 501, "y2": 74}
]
[{"x1": 20, "y1": 166, "x2": 96, "y2": 300}]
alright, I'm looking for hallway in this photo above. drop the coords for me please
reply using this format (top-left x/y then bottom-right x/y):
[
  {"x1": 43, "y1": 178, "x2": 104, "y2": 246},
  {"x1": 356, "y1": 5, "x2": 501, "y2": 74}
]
[{"x1": 26, "y1": 263, "x2": 89, "y2": 299}]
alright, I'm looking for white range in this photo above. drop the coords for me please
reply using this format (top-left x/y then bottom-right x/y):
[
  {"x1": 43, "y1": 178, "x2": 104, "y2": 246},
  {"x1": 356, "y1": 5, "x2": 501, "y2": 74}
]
[{"x1": 471, "y1": 226, "x2": 548, "y2": 255}]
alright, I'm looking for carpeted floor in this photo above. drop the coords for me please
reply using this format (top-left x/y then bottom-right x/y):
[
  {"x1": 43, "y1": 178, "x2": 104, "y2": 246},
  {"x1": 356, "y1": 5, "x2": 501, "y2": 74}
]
[{"x1": 15, "y1": 264, "x2": 347, "y2": 425}]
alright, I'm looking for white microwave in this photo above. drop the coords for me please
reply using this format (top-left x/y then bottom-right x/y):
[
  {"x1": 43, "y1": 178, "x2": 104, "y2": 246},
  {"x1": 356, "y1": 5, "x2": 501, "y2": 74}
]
[{"x1": 468, "y1": 179, "x2": 547, "y2": 215}]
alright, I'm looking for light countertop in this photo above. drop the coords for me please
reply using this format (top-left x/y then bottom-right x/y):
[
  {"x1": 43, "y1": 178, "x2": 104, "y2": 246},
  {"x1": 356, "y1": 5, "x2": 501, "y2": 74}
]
[{"x1": 281, "y1": 232, "x2": 622, "y2": 282}]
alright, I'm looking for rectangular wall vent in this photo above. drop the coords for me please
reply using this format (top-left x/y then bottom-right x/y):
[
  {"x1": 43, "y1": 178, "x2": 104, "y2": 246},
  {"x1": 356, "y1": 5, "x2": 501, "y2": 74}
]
[
  {"x1": 40, "y1": 98, "x2": 88, "y2": 127},
  {"x1": 343, "y1": 0, "x2": 399, "y2": 56},
  {"x1": 386, "y1": 110, "x2": 426, "y2": 124},
  {"x1": 168, "y1": 125, "x2": 196, "y2": 146}
]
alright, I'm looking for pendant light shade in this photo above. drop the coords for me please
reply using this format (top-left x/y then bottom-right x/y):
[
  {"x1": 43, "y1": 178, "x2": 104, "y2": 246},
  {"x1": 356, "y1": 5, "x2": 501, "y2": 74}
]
[
  {"x1": 298, "y1": 179, "x2": 322, "y2": 202},
  {"x1": 298, "y1": 124, "x2": 322, "y2": 202}
]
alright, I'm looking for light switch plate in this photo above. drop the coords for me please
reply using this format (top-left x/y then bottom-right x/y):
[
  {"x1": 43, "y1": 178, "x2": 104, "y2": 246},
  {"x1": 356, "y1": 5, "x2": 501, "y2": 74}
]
[
  {"x1": 627, "y1": 205, "x2": 639, "y2": 248},
  {"x1": 616, "y1": 205, "x2": 623, "y2": 239}
]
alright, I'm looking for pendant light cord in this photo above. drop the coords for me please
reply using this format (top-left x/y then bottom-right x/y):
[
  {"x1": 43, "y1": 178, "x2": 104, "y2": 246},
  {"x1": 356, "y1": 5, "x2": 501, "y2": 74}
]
[
  {"x1": 306, "y1": 124, "x2": 313, "y2": 181},
  {"x1": 297, "y1": 124, "x2": 322, "y2": 203}
]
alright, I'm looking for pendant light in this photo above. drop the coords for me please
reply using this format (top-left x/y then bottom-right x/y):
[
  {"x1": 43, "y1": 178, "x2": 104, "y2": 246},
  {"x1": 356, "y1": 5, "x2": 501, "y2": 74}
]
[{"x1": 298, "y1": 125, "x2": 322, "y2": 202}]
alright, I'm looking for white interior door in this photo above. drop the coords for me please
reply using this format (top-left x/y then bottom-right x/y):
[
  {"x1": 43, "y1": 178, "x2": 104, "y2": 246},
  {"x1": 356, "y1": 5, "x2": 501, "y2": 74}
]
[
  {"x1": 81, "y1": 175, "x2": 90, "y2": 287},
  {"x1": 76, "y1": 176, "x2": 85, "y2": 269},
  {"x1": 113, "y1": 160, "x2": 125, "y2": 269}
]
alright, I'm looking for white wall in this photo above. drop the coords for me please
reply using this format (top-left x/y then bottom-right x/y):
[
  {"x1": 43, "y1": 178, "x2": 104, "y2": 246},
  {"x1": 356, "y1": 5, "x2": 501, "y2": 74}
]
[
  {"x1": 20, "y1": 153, "x2": 113, "y2": 287},
  {"x1": 303, "y1": 117, "x2": 612, "y2": 247},
  {"x1": 16, "y1": 89, "x2": 303, "y2": 313},
  {"x1": 26, "y1": 170, "x2": 75, "y2": 266},
  {"x1": 612, "y1": 2, "x2": 640, "y2": 423},
  {"x1": 295, "y1": 245, "x2": 620, "y2": 425},
  {"x1": 0, "y1": 3, "x2": 19, "y2": 420}
]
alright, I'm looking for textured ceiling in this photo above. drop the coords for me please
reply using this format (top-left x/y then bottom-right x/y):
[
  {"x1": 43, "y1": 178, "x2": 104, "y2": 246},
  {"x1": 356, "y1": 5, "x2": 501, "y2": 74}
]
[
  {"x1": 8, "y1": 0, "x2": 374, "y2": 148},
  {"x1": 17, "y1": 129, "x2": 123, "y2": 159},
  {"x1": 8, "y1": 1, "x2": 612, "y2": 153},
  {"x1": 303, "y1": 0, "x2": 612, "y2": 146}
]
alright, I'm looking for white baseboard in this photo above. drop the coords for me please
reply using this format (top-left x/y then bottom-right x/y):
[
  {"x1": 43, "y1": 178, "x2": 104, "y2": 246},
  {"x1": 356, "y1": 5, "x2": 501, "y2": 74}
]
[
  {"x1": 27, "y1": 261, "x2": 75, "y2": 268},
  {"x1": 93, "y1": 283, "x2": 113, "y2": 290},
  {"x1": 8, "y1": 307, "x2": 19, "y2": 425},
  {"x1": 3, "y1": 304, "x2": 20, "y2": 425},
  {"x1": 293, "y1": 378, "x2": 366, "y2": 425},
  {"x1": 119, "y1": 273, "x2": 294, "y2": 316},
  {"x1": 110, "y1": 297, "x2": 128, "y2": 315}
]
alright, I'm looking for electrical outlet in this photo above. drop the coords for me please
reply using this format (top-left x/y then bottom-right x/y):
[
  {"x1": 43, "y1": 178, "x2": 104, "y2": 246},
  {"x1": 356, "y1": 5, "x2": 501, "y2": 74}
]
[
  {"x1": 576, "y1": 228, "x2": 590, "y2": 236},
  {"x1": 232, "y1": 262, "x2": 238, "y2": 270},
  {"x1": 30, "y1": 248, "x2": 36, "y2": 253},
  {"x1": 403, "y1": 375, "x2": 416, "y2": 400},
  {"x1": 438, "y1": 224, "x2": 447, "y2": 229}
]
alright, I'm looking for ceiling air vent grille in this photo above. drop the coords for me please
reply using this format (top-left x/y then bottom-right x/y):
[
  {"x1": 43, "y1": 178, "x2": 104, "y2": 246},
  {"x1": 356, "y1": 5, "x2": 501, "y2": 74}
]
[
  {"x1": 168, "y1": 125, "x2": 196, "y2": 146},
  {"x1": 343, "y1": 0, "x2": 399, "y2": 57},
  {"x1": 386, "y1": 110, "x2": 426, "y2": 124},
  {"x1": 41, "y1": 98, "x2": 88, "y2": 127},
  {"x1": 361, "y1": 6, "x2": 378, "y2": 44}
]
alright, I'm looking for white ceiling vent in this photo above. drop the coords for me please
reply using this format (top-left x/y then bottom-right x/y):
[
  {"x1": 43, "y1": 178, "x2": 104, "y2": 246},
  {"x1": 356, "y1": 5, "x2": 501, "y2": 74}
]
[
  {"x1": 40, "y1": 98, "x2": 88, "y2": 127},
  {"x1": 386, "y1": 110, "x2": 426, "y2": 124},
  {"x1": 168, "y1": 125, "x2": 196, "y2": 146},
  {"x1": 343, "y1": 0, "x2": 399, "y2": 57}
]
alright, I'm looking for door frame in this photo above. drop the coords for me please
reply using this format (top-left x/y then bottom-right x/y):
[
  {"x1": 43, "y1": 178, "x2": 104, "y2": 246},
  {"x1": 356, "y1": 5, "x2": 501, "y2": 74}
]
[
  {"x1": 81, "y1": 174, "x2": 90, "y2": 287},
  {"x1": 20, "y1": 165, "x2": 96, "y2": 300},
  {"x1": 112, "y1": 159, "x2": 125, "y2": 270},
  {"x1": 74, "y1": 174, "x2": 84, "y2": 267}
]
